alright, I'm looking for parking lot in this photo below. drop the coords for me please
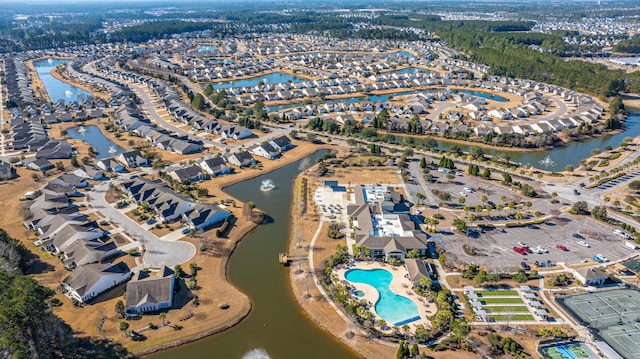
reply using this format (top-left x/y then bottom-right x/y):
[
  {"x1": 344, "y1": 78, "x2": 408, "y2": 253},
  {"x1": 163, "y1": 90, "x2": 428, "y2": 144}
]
[
  {"x1": 593, "y1": 170, "x2": 640, "y2": 190},
  {"x1": 441, "y1": 214, "x2": 634, "y2": 271}
]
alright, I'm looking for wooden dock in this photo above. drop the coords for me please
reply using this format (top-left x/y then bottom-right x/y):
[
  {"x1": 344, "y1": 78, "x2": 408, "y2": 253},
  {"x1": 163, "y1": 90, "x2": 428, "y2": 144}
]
[{"x1": 278, "y1": 253, "x2": 289, "y2": 265}]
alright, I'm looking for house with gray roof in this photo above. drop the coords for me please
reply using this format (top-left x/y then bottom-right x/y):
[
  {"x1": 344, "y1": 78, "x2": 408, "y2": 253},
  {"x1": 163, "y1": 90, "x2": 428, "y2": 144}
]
[
  {"x1": 62, "y1": 262, "x2": 132, "y2": 303},
  {"x1": 0, "y1": 161, "x2": 16, "y2": 181},
  {"x1": 182, "y1": 203, "x2": 231, "y2": 230},
  {"x1": 168, "y1": 165, "x2": 208, "y2": 183},
  {"x1": 199, "y1": 157, "x2": 231, "y2": 176},
  {"x1": 126, "y1": 267, "x2": 175, "y2": 315},
  {"x1": 117, "y1": 150, "x2": 148, "y2": 168},
  {"x1": 405, "y1": 258, "x2": 431, "y2": 286},
  {"x1": 62, "y1": 238, "x2": 117, "y2": 269},
  {"x1": 227, "y1": 151, "x2": 255, "y2": 168}
]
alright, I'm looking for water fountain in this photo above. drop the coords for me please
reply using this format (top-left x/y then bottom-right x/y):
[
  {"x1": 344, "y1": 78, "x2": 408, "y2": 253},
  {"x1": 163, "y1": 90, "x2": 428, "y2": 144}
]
[
  {"x1": 77, "y1": 125, "x2": 86, "y2": 133},
  {"x1": 242, "y1": 348, "x2": 271, "y2": 359},
  {"x1": 260, "y1": 179, "x2": 275, "y2": 191},
  {"x1": 539, "y1": 155, "x2": 556, "y2": 167},
  {"x1": 108, "y1": 145, "x2": 117, "y2": 154},
  {"x1": 47, "y1": 58, "x2": 53, "y2": 64},
  {"x1": 65, "y1": 90, "x2": 73, "y2": 98}
]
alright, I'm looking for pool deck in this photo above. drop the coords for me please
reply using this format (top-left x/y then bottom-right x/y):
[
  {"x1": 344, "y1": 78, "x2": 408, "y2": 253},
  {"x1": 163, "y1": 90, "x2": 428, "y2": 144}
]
[{"x1": 336, "y1": 261, "x2": 436, "y2": 330}]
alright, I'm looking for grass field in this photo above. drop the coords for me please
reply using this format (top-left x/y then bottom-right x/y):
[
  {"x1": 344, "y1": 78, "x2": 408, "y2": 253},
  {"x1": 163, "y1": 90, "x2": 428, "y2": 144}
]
[
  {"x1": 484, "y1": 306, "x2": 531, "y2": 313},
  {"x1": 480, "y1": 297, "x2": 525, "y2": 304},
  {"x1": 490, "y1": 314, "x2": 535, "y2": 321},
  {"x1": 476, "y1": 290, "x2": 519, "y2": 297}
]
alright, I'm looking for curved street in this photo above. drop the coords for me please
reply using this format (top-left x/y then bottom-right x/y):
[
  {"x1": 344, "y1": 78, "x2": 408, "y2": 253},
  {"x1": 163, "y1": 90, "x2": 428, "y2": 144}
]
[{"x1": 87, "y1": 180, "x2": 196, "y2": 268}]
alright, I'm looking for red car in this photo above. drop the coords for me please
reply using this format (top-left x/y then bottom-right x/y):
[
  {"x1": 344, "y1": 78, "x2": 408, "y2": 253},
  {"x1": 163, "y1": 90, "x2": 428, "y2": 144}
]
[
  {"x1": 555, "y1": 244, "x2": 568, "y2": 251},
  {"x1": 513, "y1": 247, "x2": 527, "y2": 255}
]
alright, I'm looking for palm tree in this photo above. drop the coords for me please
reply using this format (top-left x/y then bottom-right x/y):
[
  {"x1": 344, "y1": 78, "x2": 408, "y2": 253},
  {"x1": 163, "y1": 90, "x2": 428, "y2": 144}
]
[
  {"x1": 159, "y1": 312, "x2": 167, "y2": 326},
  {"x1": 480, "y1": 195, "x2": 488, "y2": 208},
  {"x1": 515, "y1": 212, "x2": 524, "y2": 223}
]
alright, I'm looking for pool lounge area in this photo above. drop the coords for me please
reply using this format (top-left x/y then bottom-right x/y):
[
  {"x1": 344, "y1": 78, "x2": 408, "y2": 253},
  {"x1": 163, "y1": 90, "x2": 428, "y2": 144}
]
[
  {"x1": 337, "y1": 262, "x2": 435, "y2": 328},
  {"x1": 539, "y1": 342, "x2": 596, "y2": 359}
]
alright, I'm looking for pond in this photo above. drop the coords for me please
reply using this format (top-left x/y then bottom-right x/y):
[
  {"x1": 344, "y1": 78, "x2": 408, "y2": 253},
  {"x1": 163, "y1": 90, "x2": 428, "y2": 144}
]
[
  {"x1": 33, "y1": 59, "x2": 92, "y2": 103},
  {"x1": 213, "y1": 72, "x2": 306, "y2": 89},
  {"x1": 390, "y1": 51, "x2": 415, "y2": 58},
  {"x1": 66, "y1": 125, "x2": 125, "y2": 159}
]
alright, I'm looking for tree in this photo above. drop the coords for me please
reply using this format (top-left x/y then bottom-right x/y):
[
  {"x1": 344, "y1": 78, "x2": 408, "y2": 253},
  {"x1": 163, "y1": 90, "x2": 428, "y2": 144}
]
[
  {"x1": 416, "y1": 192, "x2": 426, "y2": 205},
  {"x1": 453, "y1": 218, "x2": 468, "y2": 231},
  {"x1": 419, "y1": 157, "x2": 427, "y2": 169},
  {"x1": 591, "y1": 205, "x2": 608, "y2": 221},
  {"x1": 502, "y1": 172, "x2": 512, "y2": 184},
  {"x1": 629, "y1": 180, "x2": 640, "y2": 191},
  {"x1": 119, "y1": 320, "x2": 129, "y2": 333},
  {"x1": 482, "y1": 167, "x2": 491, "y2": 178},
  {"x1": 174, "y1": 264, "x2": 183, "y2": 278},
  {"x1": 159, "y1": 312, "x2": 167, "y2": 326},
  {"x1": 565, "y1": 164, "x2": 574, "y2": 172},
  {"x1": 196, "y1": 187, "x2": 209, "y2": 197},
  {"x1": 189, "y1": 262, "x2": 198, "y2": 277},
  {"x1": 115, "y1": 300, "x2": 126, "y2": 319},
  {"x1": 70, "y1": 156, "x2": 79, "y2": 167},
  {"x1": 54, "y1": 161, "x2": 64, "y2": 171},
  {"x1": 570, "y1": 201, "x2": 589, "y2": 215},
  {"x1": 406, "y1": 249, "x2": 420, "y2": 259}
]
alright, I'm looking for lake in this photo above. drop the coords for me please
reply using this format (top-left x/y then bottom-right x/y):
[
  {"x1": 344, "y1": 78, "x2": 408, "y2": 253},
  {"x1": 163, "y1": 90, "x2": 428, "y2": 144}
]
[{"x1": 33, "y1": 59, "x2": 92, "y2": 103}]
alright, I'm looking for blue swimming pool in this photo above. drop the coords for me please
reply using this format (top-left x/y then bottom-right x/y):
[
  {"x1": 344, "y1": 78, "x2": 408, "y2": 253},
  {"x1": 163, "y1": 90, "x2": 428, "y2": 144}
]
[{"x1": 345, "y1": 268, "x2": 419, "y2": 325}]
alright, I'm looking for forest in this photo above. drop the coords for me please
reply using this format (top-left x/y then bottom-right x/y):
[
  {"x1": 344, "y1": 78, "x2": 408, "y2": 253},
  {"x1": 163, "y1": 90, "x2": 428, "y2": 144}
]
[{"x1": 0, "y1": 229, "x2": 130, "y2": 359}]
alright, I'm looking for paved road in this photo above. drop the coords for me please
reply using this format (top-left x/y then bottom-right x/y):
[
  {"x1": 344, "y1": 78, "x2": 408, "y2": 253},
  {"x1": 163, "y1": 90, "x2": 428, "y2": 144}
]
[
  {"x1": 427, "y1": 102, "x2": 455, "y2": 121},
  {"x1": 87, "y1": 181, "x2": 195, "y2": 268}
]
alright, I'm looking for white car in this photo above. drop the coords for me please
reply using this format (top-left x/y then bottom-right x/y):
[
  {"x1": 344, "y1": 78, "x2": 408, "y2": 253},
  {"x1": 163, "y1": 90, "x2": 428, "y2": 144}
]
[
  {"x1": 577, "y1": 240, "x2": 590, "y2": 248},
  {"x1": 537, "y1": 246, "x2": 548, "y2": 253},
  {"x1": 517, "y1": 241, "x2": 528, "y2": 248},
  {"x1": 614, "y1": 230, "x2": 627, "y2": 238}
]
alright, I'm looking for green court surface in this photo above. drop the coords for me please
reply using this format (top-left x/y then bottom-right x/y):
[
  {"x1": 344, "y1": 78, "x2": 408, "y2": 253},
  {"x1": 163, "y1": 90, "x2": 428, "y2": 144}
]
[
  {"x1": 484, "y1": 306, "x2": 530, "y2": 313},
  {"x1": 480, "y1": 297, "x2": 525, "y2": 304},
  {"x1": 475, "y1": 290, "x2": 519, "y2": 297},
  {"x1": 490, "y1": 314, "x2": 535, "y2": 321}
]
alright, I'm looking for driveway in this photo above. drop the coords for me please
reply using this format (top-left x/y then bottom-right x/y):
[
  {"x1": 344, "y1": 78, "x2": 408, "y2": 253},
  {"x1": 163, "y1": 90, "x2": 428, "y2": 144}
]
[{"x1": 87, "y1": 181, "x2": 195, "y2": 268}]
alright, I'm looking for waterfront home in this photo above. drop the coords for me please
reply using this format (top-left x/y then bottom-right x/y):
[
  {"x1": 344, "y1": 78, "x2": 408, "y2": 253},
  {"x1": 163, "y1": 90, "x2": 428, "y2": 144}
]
[
  {"x1": 199, "y1": 157, "x2": 232, "y2": 176},
  {"x1": 126, "y1": 266, "x2": 175, "y2": 315},
  {"x1": 117, "y1": 150, "x2": 148, "y2": 168},
  {"x1": 62, "y1": 262, "x2": 132, "y2": 303},
  {"x1": 268, "y1": 135, "x2": 293, "y2": 152},
  {"x1": 227, "y1": 151, "x2": 256, "y2": 168},
  {"x1": 249, "y1": 143, "x2": 279, "y2": 159},
  {"x1": 168, "y1": 165, "x2": 208, "y2": 183},
  {"x1": 182, "y1": 203, "x2": 231, "y2": 230},
  {"x1": 35, "y1": 140, "x2": 74, "y2": 159}
]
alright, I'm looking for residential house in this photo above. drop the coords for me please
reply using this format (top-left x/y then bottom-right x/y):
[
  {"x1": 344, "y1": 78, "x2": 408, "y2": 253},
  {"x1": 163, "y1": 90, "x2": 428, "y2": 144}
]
[
  {"x1": 26, "y1": 158, "x2": 54, "y2": 172},
  {"x1": 96, "y1": 157, "x2": 125, "y2": 172},
  {"x1": 168, "y1": 165, "x2": 208, "y2": 183},
  {"x1": 126, "y1": 267, "x2": 175, "y2": 315},
  {"x1": 62, "y1": 262, "x2": 132, "y2": 303},
  {"x1": 117, "y1": 150, "x2": 148, "y2": 168},
  {"x1": 199, "y1": 157, "x2": 232, "y2": 176},
  {"x1": 268, "y1": 135, "x2": 294, "y2": 152},
  {"x1": 62, "y1": 238, "x2": 117, "y2": 269},
  {"x1": 182, "y1": 203, "x2": 231, "y2": 230},
  {"x1": 249, "y1": 143, "x2": 279, "y2": 159},
  {"x1": 73, "y1": 165, "x2": 105, "y2": 180},
  {"x1": 227, "y1": 151, "x2": 256, "y2": 168}
]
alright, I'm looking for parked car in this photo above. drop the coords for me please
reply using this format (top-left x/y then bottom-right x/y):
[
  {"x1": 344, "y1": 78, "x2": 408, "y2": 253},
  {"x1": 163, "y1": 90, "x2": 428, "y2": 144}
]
[
  {"x1": 555, "y1": 244, "x2": 568, "y2": 251},
  {"x1": 573, "y1": 189, "x2": 580, "y2": 195},
  {"x1": 534, "y1": 246, "x2": 548, "y2": 254},
  {"x1": 577, "y1": 240, "x2": 590, "y2": 247},
  {"x1": 521, "y1": 261, "x2": 530, "y2": 270},
  {"x1": 517, "y1": 241, "x2": 528, "y2": 248},
  {"x1": 594, "y1": 254, "x2": 609, "y2": 262},
  {"x1": 181, "y1": 227, "x2": 191, "y2": 234},
  {"x1": 572, "y1": 233, "x2": 584, "y2": 240}
]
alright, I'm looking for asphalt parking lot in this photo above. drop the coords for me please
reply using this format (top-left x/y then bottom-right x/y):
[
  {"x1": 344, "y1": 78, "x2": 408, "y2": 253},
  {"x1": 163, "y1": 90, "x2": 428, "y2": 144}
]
[
  {"x1": 593, "y1": 170, "x2": 640, "y2": 190},
  {"x1": 440, "y1": 214, "x2": 634, "y2": 272}
]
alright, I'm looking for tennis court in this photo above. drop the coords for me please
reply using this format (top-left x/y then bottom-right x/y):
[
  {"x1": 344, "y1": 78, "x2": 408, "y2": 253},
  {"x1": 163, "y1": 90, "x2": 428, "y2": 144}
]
[{"x1": 562, "y1": 290, "x2": 640, "y2": 359}]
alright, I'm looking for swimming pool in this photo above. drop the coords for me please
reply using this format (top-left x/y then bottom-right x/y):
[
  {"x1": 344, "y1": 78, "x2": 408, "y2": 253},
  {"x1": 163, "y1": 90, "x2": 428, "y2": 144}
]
[
  {"x1": 542, "y1": 343, "x2": 592, "y2": 359},
  {"x1": 345, "y1": 268, "x2": 420, "y2": 325}
]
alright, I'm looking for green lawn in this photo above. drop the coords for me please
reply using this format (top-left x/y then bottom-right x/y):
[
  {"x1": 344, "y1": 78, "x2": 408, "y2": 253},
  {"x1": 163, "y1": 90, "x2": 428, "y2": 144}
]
[
  {"x1": 484, "y1": 306, "x2": 531, "y2": 313},
  {"x1": 490, "y1": 314, "x2": 535, "y2": 321},
  {"x1": 480, "y1": 297, "x2": 525, "y2": 304},
  {"x1": 476, "y1": 290, "x2": 519, "y2": 297}
]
